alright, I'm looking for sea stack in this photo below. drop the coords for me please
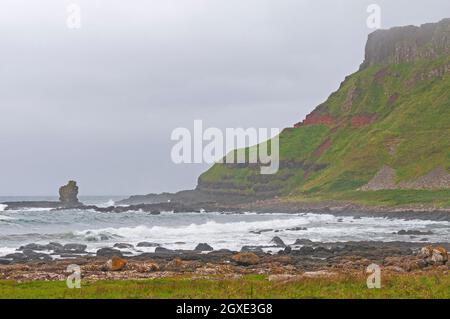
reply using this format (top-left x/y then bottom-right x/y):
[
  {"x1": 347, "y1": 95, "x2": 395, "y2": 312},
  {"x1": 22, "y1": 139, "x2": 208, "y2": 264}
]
[{"x1": 59, "y1": 181, "x2": 80, "y2": 207}]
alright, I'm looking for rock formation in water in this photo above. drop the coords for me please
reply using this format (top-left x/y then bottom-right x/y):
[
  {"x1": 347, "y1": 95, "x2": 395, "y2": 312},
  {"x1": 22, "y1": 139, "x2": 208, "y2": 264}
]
[{"x1": 59, "y1": 181, "x2": 80, "y2": 206}]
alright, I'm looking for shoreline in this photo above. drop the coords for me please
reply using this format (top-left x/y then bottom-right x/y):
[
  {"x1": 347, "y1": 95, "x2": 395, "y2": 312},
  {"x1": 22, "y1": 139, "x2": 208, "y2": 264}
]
[
  {"x1": 1, "y1": 240, "x2": 448, "y2": 282},
  {"x1": 2, "y1": 198, "x2": 450, "y2": 222}
]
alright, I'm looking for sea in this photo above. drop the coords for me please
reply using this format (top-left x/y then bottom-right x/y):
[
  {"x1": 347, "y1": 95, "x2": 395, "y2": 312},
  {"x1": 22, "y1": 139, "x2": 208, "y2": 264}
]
[{"x1": 0, "y1": 196, "x2": 449, "y2": 257}]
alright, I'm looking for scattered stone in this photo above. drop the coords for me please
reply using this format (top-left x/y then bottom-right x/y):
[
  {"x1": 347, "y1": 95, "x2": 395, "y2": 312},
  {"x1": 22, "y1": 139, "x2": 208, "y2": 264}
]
[
  {"x1": 232, "y1": 253, "x2": 260, "y2": 266},
  {"x1": 195, "y1": 243, "x2": 214, "y2": 251},
  {"x1": 96, "y1": 248, "x2": 123, "y2": 258},
  {"x1": 270, "y1": 237, "x2": 286, "y2": 248},
  {"x1": 129, "y1": 262, "x2": 160, "y2": 272}
]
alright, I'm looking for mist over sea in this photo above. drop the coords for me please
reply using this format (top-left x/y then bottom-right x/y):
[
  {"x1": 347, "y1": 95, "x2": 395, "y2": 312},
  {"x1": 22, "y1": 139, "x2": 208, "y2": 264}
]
[{"x1": 0, "y1": 196, "x2": 449, "y2": 258}]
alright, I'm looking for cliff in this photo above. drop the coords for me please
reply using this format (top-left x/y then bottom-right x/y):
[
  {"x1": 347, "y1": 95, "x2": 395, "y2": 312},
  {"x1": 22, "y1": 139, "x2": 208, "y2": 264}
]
[{"x1": 197, "y1": 19, "x2": 450, "y2": 203}]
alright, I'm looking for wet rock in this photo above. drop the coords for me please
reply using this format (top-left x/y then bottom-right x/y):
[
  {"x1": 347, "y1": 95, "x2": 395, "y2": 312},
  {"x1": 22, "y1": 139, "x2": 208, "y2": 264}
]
[
  {"x1": 4, "y1": 253, "x2": 28, "y2": 262},
  {"x1": 114, "y1": 243, "x2": 134, "y2": 249},
  {"x1": 279, "y1": 246, "x2": 292, "y2": 255},
  {"x1": 270, "y1": 236, "x2": 286, "y2": 248},
  {"x1": 292, "y1": 239, "x2": 314, "y2": 245},
  {"x1": 96, "y1": 248, "x2": 123, "y2": 258},
  {"x1": 22, "y1": 249, "x2": 52, "y2": 261},
  {"x1": 0, "y1": 258, "x2": 11, "y2": 265},
  {"x1": 18, "y1": 243, "x2": 49, "y2": 251},
  {"x1": 195, "y1": 243, "x2": 214, "y2": 251},
  {"x1": 103, "y1": 256, "x2": 127, "y2": 271},
  {"x1": 240, "y1": 246, "x2": 264, "y2": 254},
  {"x1": 59, "y1": 243, "x2": 87, "y2": 254},
  {"x1": 48, "y1": 242, "x2": 63, "y2": 250},
  {"x1": 396, "y1": 230, "x2": 433, "y2": 236},
  {"x1": 300, "y1": 246, "x2": 316, "y2": 254},
  {"x1": 136, "y1": 242, "x2": 160, "y2": 247},
  {"x1": 59, "y1": 180, "x2": 80, "y2": 206},
  {"x1": 154, "y1": 247, "x2": 175, "y2": 254},
  {"x1": 287, "y1": 227, "x2": 308, "y2": 231},
  {"x1": 249, "y1": 229, "x2": 273, "y2": 235},
  {"x1": 232, "y1": 252, "x2": 260, "y2": 266}
]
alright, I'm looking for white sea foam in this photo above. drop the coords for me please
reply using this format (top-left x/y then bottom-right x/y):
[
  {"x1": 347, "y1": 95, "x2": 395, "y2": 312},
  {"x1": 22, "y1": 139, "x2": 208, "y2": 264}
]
[
  {"x1": 0, "y1": 204, "x2": 7, "y2": 212},
  {"x1": 97, "y1": 199, "x2": 116, "y2": 208},
  {"x1": 0, "y1": 247, "x2": 16, "y2": 256},
  {"x1": 0, "y1": 215, "x2": 15, "y2": 221}
]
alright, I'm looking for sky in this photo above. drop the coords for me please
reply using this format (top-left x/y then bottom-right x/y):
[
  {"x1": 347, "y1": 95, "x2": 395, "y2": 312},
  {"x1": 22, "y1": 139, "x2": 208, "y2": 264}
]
[{"x1": 1, "y1": 0, "x2": 449, "y2": 196}]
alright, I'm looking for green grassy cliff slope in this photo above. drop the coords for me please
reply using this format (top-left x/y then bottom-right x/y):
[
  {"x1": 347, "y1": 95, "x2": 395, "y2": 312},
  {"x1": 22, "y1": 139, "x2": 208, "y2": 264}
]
[{"x1": 198, "y1": 19, "x2": 450, "y2": 206}]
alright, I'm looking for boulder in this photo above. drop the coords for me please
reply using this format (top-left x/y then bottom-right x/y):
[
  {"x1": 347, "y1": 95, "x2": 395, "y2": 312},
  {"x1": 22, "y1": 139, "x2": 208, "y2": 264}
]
[
  {"x1": 194, "y1": 243, "x2": 214, "y2": 251},
  {"x1": 232, "y1": 252, "x2": 260, "y2": 266},
  {"x1": 418, "y1": 246, "x2": 433, "y2": 258},
  {"x1": 292, "y1": 239, "x2": 314, "y2": 245},
  {"x1": 270, "y1": 236, "x2": 286, "y2": 247},
  {"x1": 0, "y1": 258, "x2": 11, "y2": 265},
  {"x1": 96, "y1": 248, "x2": 123, "y2": 258},
  {"x1": 59, "y1": 181, "x2": 80, "y2": 206},
  {"x1": 18, "y1": 243, "x2": 48, "y2": 251},
  {"x1": 431, "y1": 247, "x2": 448, "y2": 265},
  {"x1": 103, "y1": 256, "x2": 127, "y2": 271}
]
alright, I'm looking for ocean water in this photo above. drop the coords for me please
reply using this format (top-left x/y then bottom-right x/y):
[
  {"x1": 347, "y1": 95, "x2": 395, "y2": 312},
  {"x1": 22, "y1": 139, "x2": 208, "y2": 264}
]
[{"x1": 0, "y1": 196, "x2": 449, "y2": 257}]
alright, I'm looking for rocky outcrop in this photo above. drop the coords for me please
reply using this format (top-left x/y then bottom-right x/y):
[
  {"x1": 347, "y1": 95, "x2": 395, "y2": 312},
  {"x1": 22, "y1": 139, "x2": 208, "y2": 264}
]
[
  {"x1": 351, "y1": 114, "x2": 377, "y2": 128},
  {"x1": 294, "y1": 111, "x2": 336, "y2": 128},
  {"x1": 361, "y1": 166, "x2": 450, "y2": 191},
  {"x1": 361, "y1": 18, "x2": 450, "y2": 69},
  {"x1": 59, "y1": 181, "x2": 80, "y2": 206}
]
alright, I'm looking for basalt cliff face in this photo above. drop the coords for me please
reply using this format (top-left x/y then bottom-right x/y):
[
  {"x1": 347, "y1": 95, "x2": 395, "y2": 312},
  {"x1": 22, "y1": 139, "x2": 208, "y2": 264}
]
[{"x1": 197, "y1": 19, "x2": 450, "y2": 199}]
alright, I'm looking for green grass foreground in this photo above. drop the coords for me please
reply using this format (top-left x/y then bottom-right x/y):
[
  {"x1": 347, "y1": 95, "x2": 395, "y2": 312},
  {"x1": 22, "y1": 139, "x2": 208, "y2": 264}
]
[{"x1": 0, "y1": 274, "x2": 449, "y2": 299}]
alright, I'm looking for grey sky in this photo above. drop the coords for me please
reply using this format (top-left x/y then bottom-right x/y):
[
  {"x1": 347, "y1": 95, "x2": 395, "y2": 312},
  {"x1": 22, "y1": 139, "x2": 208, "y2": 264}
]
[{"x1": 1, "y1": 0, "x2": 449, "y2": 196}]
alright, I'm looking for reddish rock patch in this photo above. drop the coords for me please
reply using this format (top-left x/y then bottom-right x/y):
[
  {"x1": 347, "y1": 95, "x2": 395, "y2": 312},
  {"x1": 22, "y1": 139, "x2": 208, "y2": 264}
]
[
  {"x1": 351, "y1": 114, "x2": 377, "y2": 128},
  {"x1": 374, "y1": 67, "x2": 389, "y2": 83},
  {"x1": 388, "y1": 93, "x2": 400, "y2": 105},
  {"x1": 294, "y1": 111, "x2": 336, "y2": 128},
  {"x1": 313, "y1": 138, "x2": 332, "y2": 157}
]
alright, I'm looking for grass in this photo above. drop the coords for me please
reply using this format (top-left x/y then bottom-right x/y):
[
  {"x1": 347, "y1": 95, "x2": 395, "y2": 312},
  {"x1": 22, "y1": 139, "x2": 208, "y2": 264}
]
[
  {"x1": 0, "y1": 274, "x2": 449, "y2": 299},
  {"x1": 287, "y1": 189, "x2": 450, "y2": 208}
]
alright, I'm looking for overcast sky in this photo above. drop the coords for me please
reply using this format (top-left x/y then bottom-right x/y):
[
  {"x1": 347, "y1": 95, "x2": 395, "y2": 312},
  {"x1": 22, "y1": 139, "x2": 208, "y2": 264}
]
[{"x1": 1, "y1": 0, "x2": 449, "y2": 196}]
